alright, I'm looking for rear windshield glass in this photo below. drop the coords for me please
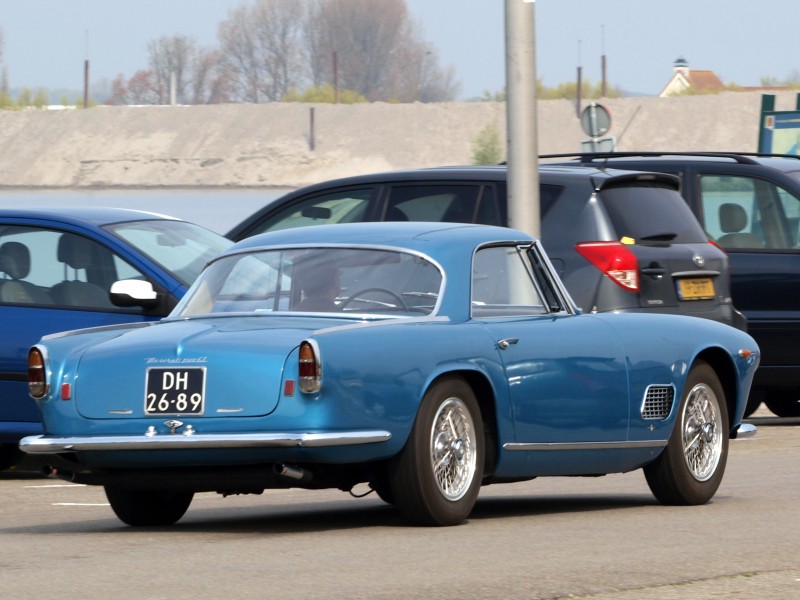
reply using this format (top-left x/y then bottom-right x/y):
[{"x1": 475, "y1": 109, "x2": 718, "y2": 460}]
[
  {"x1": 174, "y1": 247, "x2": 443, "y2": 317},
  {"x1": 599, "y1": 184, "x2": 708, "y2": 244}
]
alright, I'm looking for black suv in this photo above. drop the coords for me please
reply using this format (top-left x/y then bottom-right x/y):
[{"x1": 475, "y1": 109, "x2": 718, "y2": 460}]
[
  {"x1": 228, "y1": 163, "x2": 742, "y2": 336},
  {"x1": 540, "y1": 152, "x2": 800, "y2": 417}
]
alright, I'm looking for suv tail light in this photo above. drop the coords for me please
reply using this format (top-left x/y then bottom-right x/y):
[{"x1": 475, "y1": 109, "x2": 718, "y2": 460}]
[{"x1": 576, "y1": 242, "x2": 640, "y2": 291}]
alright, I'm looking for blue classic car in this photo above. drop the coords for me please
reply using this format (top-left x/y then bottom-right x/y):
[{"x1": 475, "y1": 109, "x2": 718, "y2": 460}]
[
  {"x1": 20, "y1": 222, "x2": 759, "y2": 527},
  {"x1": 0, "y1": 207, "x2": 232, "y2": 468}
]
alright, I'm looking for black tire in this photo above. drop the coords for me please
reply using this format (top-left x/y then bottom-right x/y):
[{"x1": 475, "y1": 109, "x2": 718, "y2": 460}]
[
  {"x1": 764, "y1": 392, "x2": 800, "y2": 418},
  {"x1": 644, "y1": 361, "x2": 729, "y2": 505},
  {"x1": 104, "y1": 486, "x2": 193, "y2": 526},
  {"x1": 388, "y1": 376, "x2": 484, "y2": 526},
  {"x1": 369, "y1": 478, "x2": 395, "y2": 505}
]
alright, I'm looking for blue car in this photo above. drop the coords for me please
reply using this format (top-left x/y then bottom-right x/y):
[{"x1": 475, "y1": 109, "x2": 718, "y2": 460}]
[
  {"x1": 0, "y1": 207, "x2": 232, "y2": 468},
  {"x1": 20, "y1": 222, "x2": 759, "y2": 527}
]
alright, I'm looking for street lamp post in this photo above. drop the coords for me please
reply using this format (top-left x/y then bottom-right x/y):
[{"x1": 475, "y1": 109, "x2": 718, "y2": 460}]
[{"x1": 505, "y1": 0, "x2": 540, "y2": 237}]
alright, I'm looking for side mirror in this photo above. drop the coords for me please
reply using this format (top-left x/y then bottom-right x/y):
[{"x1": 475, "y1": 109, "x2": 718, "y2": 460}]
[{"x1": 110, "y1": 279, "x2": 160, "y2": 308}]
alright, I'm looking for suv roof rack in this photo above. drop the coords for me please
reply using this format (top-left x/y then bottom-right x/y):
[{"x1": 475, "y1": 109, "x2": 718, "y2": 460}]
[{"x1": 539, "y1": 151, "x2": 800, "y2": 165}]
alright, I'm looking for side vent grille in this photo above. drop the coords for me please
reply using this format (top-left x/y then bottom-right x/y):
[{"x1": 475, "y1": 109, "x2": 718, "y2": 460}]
[{"x1": 641, "y1": 385, "x2": 675, "y2": 420}]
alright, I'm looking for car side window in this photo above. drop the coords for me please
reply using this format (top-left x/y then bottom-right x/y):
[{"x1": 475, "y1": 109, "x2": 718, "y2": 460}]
[
  {"x1": 0, "y1": 227, "x2": 148, "y2": 309},
  {"x1": 385, "y1": 185, "x2": 484, "y2": 223},
  {"x1": 471, "y1": 245, "x2": 547, "y2": 317},
  {"x1": 700, "y1": 175, "x2": 800, "y2": 249},
  {"x1": 254, "y1": 188, "x2": 373, "y2": 234}
]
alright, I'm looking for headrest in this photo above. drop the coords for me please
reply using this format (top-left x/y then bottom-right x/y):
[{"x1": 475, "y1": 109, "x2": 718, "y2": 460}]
[
  {"x1": 58, "y1": 234, "x2": 96, "y2": 270},
  {"x1": 719, "y1": 203, "x2": 748, "y2": 233},
  {"x1": 0, "y1": 241, "x2": 31, "y2": 280}
]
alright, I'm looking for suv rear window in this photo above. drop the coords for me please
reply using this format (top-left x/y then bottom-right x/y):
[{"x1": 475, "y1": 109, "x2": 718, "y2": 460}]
[{"x1": 599, "y1": 184, "x2": 709, "y2": 244}]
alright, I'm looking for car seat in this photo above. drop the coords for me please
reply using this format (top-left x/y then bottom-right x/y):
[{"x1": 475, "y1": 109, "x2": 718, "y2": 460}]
[
  {"x1": 51, "y1": 234, "x2": 113, "y2": 307},
  {"x1": 0, "y1": 241, "x2": 53, "y2": 304},
  {"x1": 717, "y1": 203, "x2": 763, "y2": 248}
]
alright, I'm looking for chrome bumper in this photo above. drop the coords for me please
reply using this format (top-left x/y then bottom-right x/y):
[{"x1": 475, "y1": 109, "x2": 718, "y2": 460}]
[{"x1": 19, "y1": 430, "x2": 392, "y2": 454}]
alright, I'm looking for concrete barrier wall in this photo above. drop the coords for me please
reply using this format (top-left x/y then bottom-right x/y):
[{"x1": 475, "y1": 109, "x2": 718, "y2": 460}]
[{"x1": 0, "y1": 91, "x2": 795, "y2": 188}]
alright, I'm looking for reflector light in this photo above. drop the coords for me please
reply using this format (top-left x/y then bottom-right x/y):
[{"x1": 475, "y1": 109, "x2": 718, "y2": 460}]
[
  {"x1": 298, "y1": 341, "x2": 321, "y2": 394},
  {"x1": 61, "y1": 383, "x2": 71, "y2": 400},
  {"x1": 575, "y1": 241, "x2": 640, "y2": 291},
  {"x1": 27, "y1": 347, "x2": 48, "y2": 399}
]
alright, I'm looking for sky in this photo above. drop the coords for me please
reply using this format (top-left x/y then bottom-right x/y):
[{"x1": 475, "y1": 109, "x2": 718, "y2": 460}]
[{"x1": 0, "y1": 0, "x2": 798, "y2": 100}]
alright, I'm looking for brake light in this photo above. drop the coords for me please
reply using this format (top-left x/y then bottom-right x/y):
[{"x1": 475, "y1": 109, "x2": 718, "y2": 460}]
[
  {"x1": 28, "y1": 347, "x2": 49, "y2": 399},
  {"x1": 298, "y1": 340, "x2": 322, "y2": 394},
  {"x1": 576, "y1": 241, "x2": 640, "y2": 291}
]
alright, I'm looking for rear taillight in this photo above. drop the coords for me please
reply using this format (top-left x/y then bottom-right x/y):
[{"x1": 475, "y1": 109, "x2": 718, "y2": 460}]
[
  {"x1": 576, "y1": 241, "x2": 640, "y2": 291},
  {"x1": 298, "y1": 340, "x2": 322, "y2": 394},
  {"x1": 28, "y1": 346, "x2": 49, "y2": 399}
]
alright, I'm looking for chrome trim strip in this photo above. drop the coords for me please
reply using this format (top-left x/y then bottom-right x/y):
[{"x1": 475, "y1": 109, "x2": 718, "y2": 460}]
[
  {"x1": 20, "y1": 430, "x2": 392, "y2": 454},
  {"x1": 671, "y1": 270, "x2": 721, "y2": 278},
  {"x1": 503, "y1": 440, "x2": 668, "y2": 451}
]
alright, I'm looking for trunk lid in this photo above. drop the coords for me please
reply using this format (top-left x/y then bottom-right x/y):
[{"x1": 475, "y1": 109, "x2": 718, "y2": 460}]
[{"x1": 72, "y1": 316, "x2": 342, "y2": 420}]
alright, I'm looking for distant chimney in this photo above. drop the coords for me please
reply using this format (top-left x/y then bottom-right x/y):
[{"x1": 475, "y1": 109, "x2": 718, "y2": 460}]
[{"x1": 674, "y1": 56, "x2": 690, "y2": 77}]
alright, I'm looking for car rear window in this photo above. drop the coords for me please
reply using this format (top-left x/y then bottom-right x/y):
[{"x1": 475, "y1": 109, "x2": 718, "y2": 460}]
[{"x1": 599, "y1": 184, "x2": 709, "y2": 244}]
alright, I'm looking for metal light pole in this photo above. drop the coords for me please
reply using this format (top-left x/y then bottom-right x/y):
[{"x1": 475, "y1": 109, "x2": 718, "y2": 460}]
[{"x1": 505, "y1": 0, "x2": 540, "y2": 237}]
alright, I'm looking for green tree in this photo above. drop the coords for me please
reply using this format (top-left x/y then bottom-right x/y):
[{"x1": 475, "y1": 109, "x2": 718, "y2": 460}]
[
  {"x1": 283, "y1": 83, "x2": 366, "y2": 103},
  {"x1": 472, "y1": 123, "x2": 504, "y2": 165}
]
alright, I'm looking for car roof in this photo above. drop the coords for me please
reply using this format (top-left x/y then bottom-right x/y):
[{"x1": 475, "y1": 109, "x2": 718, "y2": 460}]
[
  {"x1": 269, "y1": 163, "x2": 677, "y2": 192},
  {"x1": 540, "y1": 151, "x2": 800, "y2": 174},
  {"x1": 228, "y1": 221, "x2": 534, "y2": 255},
  {"x1": 0, "y1": 206, "x2": 180, "y2": 227}
]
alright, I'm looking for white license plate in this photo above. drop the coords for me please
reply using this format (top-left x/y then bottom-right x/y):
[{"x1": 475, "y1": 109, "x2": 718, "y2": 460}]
[{"x1": 145, "y1": 367, "x2": 205, "y2": 415}]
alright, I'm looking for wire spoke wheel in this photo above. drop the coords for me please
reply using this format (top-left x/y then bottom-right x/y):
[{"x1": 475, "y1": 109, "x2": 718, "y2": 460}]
[
  {"x1": 389, "y1": 376, "x2": 484, "y2": 525},
  {"x1": 644, "y1": 360, "x2": 729, "y2": 505},
  {"x1": 430, "y1": 397, "x2": 478, "y2": 501},
  {"x1": 681, "y1": 382, "x2": 724, "y2": 481}
]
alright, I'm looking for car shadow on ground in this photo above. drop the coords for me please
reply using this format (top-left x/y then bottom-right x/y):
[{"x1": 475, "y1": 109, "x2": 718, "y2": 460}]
[{"x1": 1, "y1": 489, "x2": 660, "y2": 536}]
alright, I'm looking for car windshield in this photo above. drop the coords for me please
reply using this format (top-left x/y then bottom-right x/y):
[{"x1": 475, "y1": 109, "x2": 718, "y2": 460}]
[
  {"x1": 174, "y1": 246, "x2": 443, "y2": 317},
  {"x1": 104, "y1": 220, "x2": 232, "y2": 286}
]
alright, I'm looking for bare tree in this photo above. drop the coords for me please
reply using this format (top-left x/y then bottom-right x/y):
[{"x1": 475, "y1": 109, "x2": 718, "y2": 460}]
[
  {"x1": 306, "y1": 0, "x2": 458, "y2": 102},
  {"x1": 218, "y1": 0, "x2": 307, "y2": 102},
  {"x1": 147, "y1": 35, "x2": 197, "y2": 103}
]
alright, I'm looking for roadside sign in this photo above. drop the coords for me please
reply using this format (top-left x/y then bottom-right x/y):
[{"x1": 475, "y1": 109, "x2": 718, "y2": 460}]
[{"x1": 580, "y1": 103, "x2": 611, "y2": 138}]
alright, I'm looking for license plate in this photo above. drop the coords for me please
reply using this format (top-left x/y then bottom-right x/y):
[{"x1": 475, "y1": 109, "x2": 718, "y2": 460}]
[
  {"x1": 676, "y1": 277, "x2": 715, "y2": 301},
  {"x1": 145, "y1": 367, "x2": 205, "y2": 415}
]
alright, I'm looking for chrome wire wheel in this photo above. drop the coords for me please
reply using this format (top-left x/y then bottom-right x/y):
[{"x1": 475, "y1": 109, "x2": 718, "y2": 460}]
[
  {"x1": 681, "y1": 382, "x2": 724, "y2": 482},
  {"x1": 644, "y1": 361, "x2": 729, "y2": 505},
  {"x1": 430, "y1": 397, "x2": 477, "y2": 501}
]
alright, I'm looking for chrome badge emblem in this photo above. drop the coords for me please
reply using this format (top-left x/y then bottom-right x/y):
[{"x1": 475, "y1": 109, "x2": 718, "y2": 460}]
[
  {"x1": 164, "y1": 419, "x2": 184, "y2": 434},
  {"x1": 692, "y1": 253, "x2": 705, "y2": 267}
]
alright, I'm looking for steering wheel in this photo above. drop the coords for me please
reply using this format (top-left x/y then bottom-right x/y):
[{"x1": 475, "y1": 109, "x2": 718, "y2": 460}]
[{"x1": 340, "y1": 287, "x2": 409, "y2": 311}]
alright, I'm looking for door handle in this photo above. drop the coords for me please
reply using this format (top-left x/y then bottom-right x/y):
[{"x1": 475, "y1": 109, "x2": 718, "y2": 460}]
[
  {"x1": 641, "y1": 266, "x2": 667, "y2": 278},
  {"x1": 497, "y1": 338, "x2": 519, "y2": 350}
]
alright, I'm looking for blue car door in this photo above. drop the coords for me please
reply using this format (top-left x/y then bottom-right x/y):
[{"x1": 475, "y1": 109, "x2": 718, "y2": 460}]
[
  {"x1": 471, "y1": 243, "x2": 630, "y2": 475},
  {"x1": 479, "y1": 314, "x2": 630, "y2": 444},
  {"x1": 0, "y1": 225, "x2": 173, "y2": 439}
]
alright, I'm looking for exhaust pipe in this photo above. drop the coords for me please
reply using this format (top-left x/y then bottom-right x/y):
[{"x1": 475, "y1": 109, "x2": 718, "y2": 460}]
[
  {"x1": 42, "y1": 465, "x2": 76, "y2": 481},
  {"x1": 274, "y1": 463, "x2": 312, "y2": 483}
]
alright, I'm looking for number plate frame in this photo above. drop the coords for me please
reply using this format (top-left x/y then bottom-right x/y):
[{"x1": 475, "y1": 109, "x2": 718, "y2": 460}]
[
  {"x1": 676, "y1": 277, "x2": 715, "y2": 301},
  {"x1": 144, "y1": 367, "x2": 206, "y2": 415}
]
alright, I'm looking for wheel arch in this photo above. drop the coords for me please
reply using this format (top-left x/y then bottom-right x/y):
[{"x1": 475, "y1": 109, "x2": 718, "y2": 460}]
[{"x1": 693, "y1": 348, "x2": 738, "y2": 433}]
